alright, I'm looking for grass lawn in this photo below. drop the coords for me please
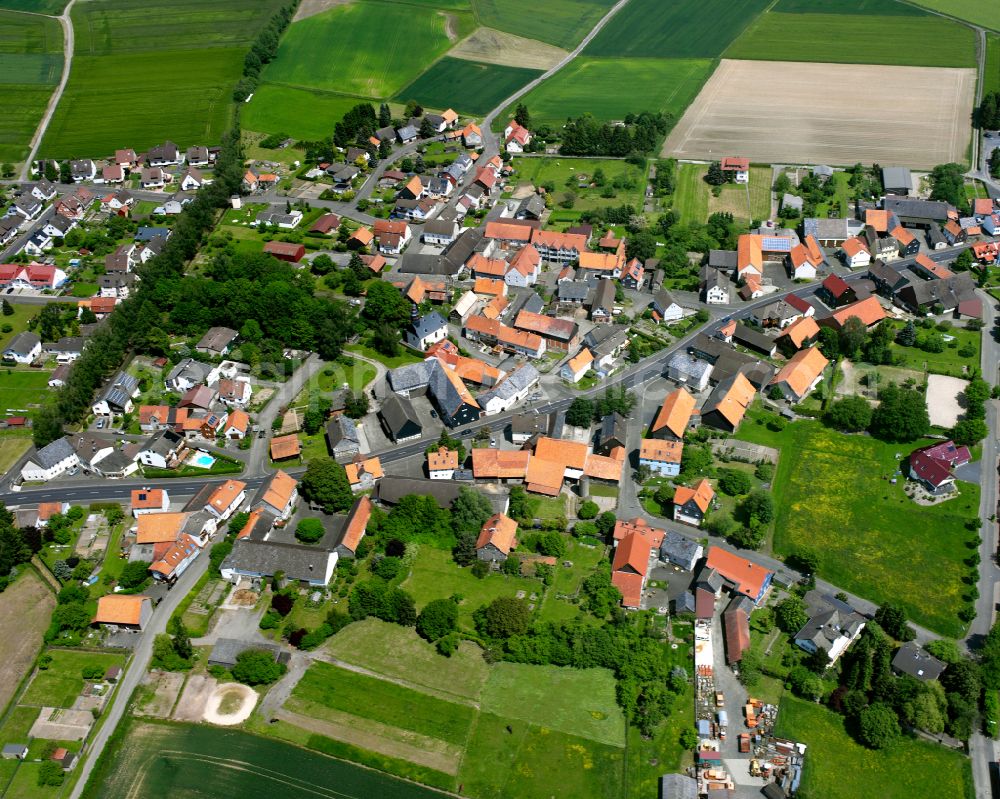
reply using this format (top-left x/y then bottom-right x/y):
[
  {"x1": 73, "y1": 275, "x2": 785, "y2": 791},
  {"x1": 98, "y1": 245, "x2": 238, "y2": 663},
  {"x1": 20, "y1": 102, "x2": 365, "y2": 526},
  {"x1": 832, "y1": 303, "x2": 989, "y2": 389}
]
[
  {"x1": 21, "y1": 650, "x2": 125, "y2": 708},
  {"x1": 588, "y1": 483, "x2": 618, "y2": 498},
  {"x1": 537, "y1": 537, "x2": 604, "y2": 622},
  {"x1": 509, "y1": 156, "x2": 645, "y2": 220},
  {"x1": 41, "y1": 0, "x2": 287, "y2": 156},
  {"x1": 0, "y1": 0, "x2": 68, "y2": 12},
  {"x1": 673, "y1": 163, "x2": 771, "y2": 225},
  {"x1": 290, "y1": 660, "x2": 476, "y2": 747},
  {"x1": 316, "y1": 356, "x2": 376, "y2": 394},
  {"x1": 264, "y1": 1, "x2": 470, "y2": 100},
  {"x1": 585, "y1": 0, "x2": 769, "y2": 58},
  {"x1": 507, "y1": 57, "x2": 713, "y2": 127},
  {"x1": 774, "y1": 695, "x2": 972, "y2": 799},
  {"x1": 471, "y1": 0, "x2": 616, "y2": 49},
  {"x1": 885, "y1": 320, "x2": 980, "y2": 376},
  {"x1": 0, "y1": 431, "x2": 30, "y2": 472},
  {"x1": 459, "y1": 711, "x2": 625, "y2": 799},
  {"x1": 326, "y1": 618, "x2": 490, "y2": 701},
  {"x1": 625, "y1": 684, "x2": 693, "y2": 795},
  {"x1": 395, "y1": 57, "x2": 541, "y2": 116},
  {"x1": 988, "y1": 35, "x2": 1000, "y2": 95},
  {"x1": 345, "y1": 343, "x2": 422, "y2": 369},
  {"x1": 401, "y1": 546, "x2": 542, "y2": 628},
  {"x1": 725, "y1": 8, "x2": 976, "y2": 68},
  {"x1": 480, "y1": 662, "x2": 625, "y2": 746},
  {"x1": 0, "y1": 10, "x2": 62, "y2": 163},
  {"x1": 0, "y1": 370, "x2": 51, "y2": 415},
  {"x1": 526, "y1": 493, "x2": 566, "y2": 520},
  {"x1": 0, "y1": 298, "x2": 38, "y2": 350},
  {"x1": 736, "y1": 407, "x2": 979, "y2": 637}
]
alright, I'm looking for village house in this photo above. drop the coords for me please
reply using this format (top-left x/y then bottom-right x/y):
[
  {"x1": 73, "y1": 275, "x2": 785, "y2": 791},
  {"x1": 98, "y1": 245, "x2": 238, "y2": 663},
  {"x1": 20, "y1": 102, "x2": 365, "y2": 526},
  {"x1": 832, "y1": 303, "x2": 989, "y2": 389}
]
[
  {"x1": 476, "y1": 513, "x2": 518, "y2": 562},
  {"x1": 639, "y1": 438, "x2": 683, "y2": 476},
  {"x1": 21, "y1": 437, "x2": 79, "y2": 482},
  {"x1": 768, "y1": 346, "x2": 829, "y2": 402},
  {"x1": 428, "y1": 446, "x2": 459, "y2": 480},
  {"x1": 650, "y1": 387, "x2": 697, "y2": 440},
  {"x1": 131, "y1": 488, "x2": 170, "y2": 516},
  {"x1": 93, "y1": 594, "x2": 152, "y2": 631},
  {"x1": 673, "y1": 479, "x2": 714, "y2": 526},
  {"x1": 345, "y1": 457, "x2": 383, "y2": 492},
  {"x1": 3, "y1": 332, "x2": 41, "y2": 364},
  {"x1": 92, "y1": 371, "x2": 139, "y2": 417},
  {"x1": 908, "y1": 440, "x2": 970, "y2": 495}
]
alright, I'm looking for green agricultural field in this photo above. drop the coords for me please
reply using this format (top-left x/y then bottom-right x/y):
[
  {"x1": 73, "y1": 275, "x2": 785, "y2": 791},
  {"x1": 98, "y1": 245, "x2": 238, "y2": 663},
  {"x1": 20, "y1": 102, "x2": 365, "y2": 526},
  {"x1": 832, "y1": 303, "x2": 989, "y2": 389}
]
[
  {"x1": 395, "y1": 57, "x2": 541, "y2": 116},
  {"x1": 0, "y1": 0, "x2": 68, "y2": 11},
  {"x1": 459, "y1": 712, "x2": 625, "y2": 799},
  {"x1": 21, "y1": 650, "x2": 125, "y2": 708},
  {"x1": 471, "y1": 0, "x2": 616, "y2": 49},
  {"x1": 84, "y1": 721, "x2": 452, "y2": 799},
  {"x1": 509, "y1": 156, "x2": 645, "y2": 218},
  {"x1": 290, "y1": 661, "x2": 476, "y2": 746},
  {"x1": 325, "y1": 619, "x2": 490, "y2": 701},
  {"x1": 725, "y1": 9, "x2": 976, "y2": 68},
  {"x1": 41, "y1": 0, "x2": 285, "y2": 157},
  {"x1": 736, "y1": 409, "x2": 979, "y2": 637},
  {"x1": 774, "y1": 696, "x2": 972, "y2": 799},
  {"x1": 243, "y1": 84, "x2": 369, "y2": 140},
  {"x1": 264, "y1": 2, "x2": 470, "y2": 100},
  {"x1": 0, "y1": 432, "x2": 30, "y2": 472},
  {"x1": 907, "y1": 0, "x2": 1000, "y2": 31},
  {"x1": 480, "y1": 663, "x2": 625, "y2": 746},
  {"x1": 986, "y1": 34, "x2": 1000, "y2": 95},
  {"x1": 510, "y1": 57, "x2": 712, "y2": 127},
  {"x1": 585, "y1": 0, "x2": 769, "y2": 58},
  {"x1": 0, "y1": 371, "x2": 52, "y2": 416},
  {"x1": 401, "y1": 546, "x2": 542, "y2": 628},
  {"x1": 672, "y1": 163, "x2": 771, "y2": 225},
  {"x1": 773, "y1": 0, "x2": 926, "y2": 12},
  {"x1": 0, "y1": 10, "x2": 62, "y2": 162}
]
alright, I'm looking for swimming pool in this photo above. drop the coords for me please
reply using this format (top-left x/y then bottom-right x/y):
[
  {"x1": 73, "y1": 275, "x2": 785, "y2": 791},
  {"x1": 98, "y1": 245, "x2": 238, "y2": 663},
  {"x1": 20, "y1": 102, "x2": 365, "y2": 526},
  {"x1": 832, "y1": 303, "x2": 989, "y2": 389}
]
[{"x1": 189, "y1": 452, "x2": 216, "y2": 469}]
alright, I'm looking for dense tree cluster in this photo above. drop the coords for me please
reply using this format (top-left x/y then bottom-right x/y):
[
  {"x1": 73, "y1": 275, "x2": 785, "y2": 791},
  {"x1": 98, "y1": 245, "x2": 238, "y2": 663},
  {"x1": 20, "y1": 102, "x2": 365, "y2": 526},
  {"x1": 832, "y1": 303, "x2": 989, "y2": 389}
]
[
  {"x1": 928, "y1": 163, "x2": 968, "y2": 213},
  {"x1": 233, "y1": 4, "x2": 296, "y2": 101},
  {"x1": 953, "y1": 377, "x2": 990, "y2": 447},
  {"x1": 869, "y1": 383, "x2": 930, "y2": 442},
  {"x1": 300, "y1": 458, "x2": 354, "y2": 514},
  {"x1": 558, "y1": 113, "x2": 669, "y2": 157},
  {"x1": 980, "y1": 91, "x2": 1000, "y2": 130}
]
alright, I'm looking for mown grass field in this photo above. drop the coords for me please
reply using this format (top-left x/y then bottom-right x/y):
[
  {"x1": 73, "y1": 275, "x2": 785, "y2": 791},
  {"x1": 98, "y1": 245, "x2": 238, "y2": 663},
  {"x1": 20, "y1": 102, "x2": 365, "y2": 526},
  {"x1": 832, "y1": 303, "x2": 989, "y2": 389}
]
[
  {"x1": 509, "y1": 156, "x2": 646, "y2": 218},
  {"x1": 907, "y1": 0, "x2": 1000, "y2": 31},
  {"x1": 725, "y1": 8, "x2": 976, "y2": 67},
  {"x1": 987, "y1": 34, "x2": 1000, "y2": 95},
  {"x1": 395, "y1": 57, "x2": 541, "y2": 115},
  {"x1": 21, "y1": 650, "x2": 125, "y2": 708},
  {"x1": 83, "y1": 721, "x2": 452, "y2": 799},
  {"x1": 325, "y1": 619, "x2": 490, "y2": 701},
  {"x1": 0, "y1": 431, "x2": 31, "y2": 472},
  {"x1": 243, "y1": 84, "x2": 372, "y2": 140},
  {"x1": 0, "y1": 10, "x2": 62, "y2": 162},
  {"x1": 480, "y1": 663, "x2": 625, "y2": 746},
  {"x1": 736, "y1": 408, "x2": 979, "y2": 637},
  {"x1": 471, "y1": 0, "x2": 615, "y2": 49},
  {"x1": 774, "y1": 696, "x2": 972, "y2": 799},
  {"x1": 265, "y1": 1, "x2": 470, "y2": 100},
  {"x1": 509, "y1": 57, "x2": 712, "y2": 126},
  {"x1": 290, "y1": 661, "x2": 477, "y2": 746},
  {"x1": 886, "y1": 320, "x2": 980, "y2": 376},
  {"x1": 401, "y1": 546, "x2": 542, "y2": 628},
  {"x1": 0, "y1": 570, "x2": 54, "y2": 716},
  {"x1": 0, "y1": 370, "x2": 52, "y2": 415},
  {"x1": 41, "y1": 0, "x2": 285, "y2": 157},
  {"x1": 672, "y1": 163, "x2": 771, "y2": 225},
  {"x1": 585, "y1": 0, "x2": 769, "y2": 58}
]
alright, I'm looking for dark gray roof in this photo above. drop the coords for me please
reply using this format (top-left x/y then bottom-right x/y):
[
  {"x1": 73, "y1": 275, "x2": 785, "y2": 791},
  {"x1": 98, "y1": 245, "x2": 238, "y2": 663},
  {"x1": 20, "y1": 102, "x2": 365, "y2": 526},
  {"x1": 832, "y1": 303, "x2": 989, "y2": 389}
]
[
  {"x1": 142, "y1": 429, "x2": 184, "y2": 457},
  {"x1": 732, "y1": 324, "x2": 775, "y2": 354},
  {"x1": 659, "y1": 530, "x2": 701, "y2": 566},
  {"x1": 5, "y1": 331, "x2": 39, "y2": 356},
  {"x1": 883, "y1": 196, "x2": 950, "y2": 222},
  {"x1": 477, "y1": 364, "x2": 538, "y2": 405},
  {"x1": 591, "y1": 279, "x2": 615, "y2": 310},
  {"x1": 423, "y1": 219, "x2": 458, "y2": 236},
  {"x1": 379, "y1": 393, "x2": 422, "y2": 435},
  {"x1": 30, "y1": 436, "x2": 75, "y2": 469},
  {"x1": 510, "y1": 412, "x2": 549, "y2": 435},
  {"x1": 659, "y1": 773, "x2": 697, "y2": 799},
  {"x1": 794, "y1": 607, "x2": 864, "y2": 650},
  {"x1": 898, "y1": 271, "x2": 976, "y2": 310},
  {"x1": 891, "y1": 641, "x2": 945, "y2": 681},
  {"x1": 221, "y1": 539, "x2": 335, "y2": 584},
  {"x1": 197, "y1": 326, "x2": 237, "y2": 352},
  {"x1": 409, "y1": 311, "x2": 448, "y2": 341},
  {"x1": 516, "y1": 194, "x2": 545, "y2": 218},
  {"x1": 707, "y1": 250, "x2": 737, "y2": 269},
  {"x1": 397, "y1": 253, "x2": 452, "y2": 275},
  {"x1": 442, "y1": 227, "x2": 485, "y2": 274},
  {"x1": 882, "y1": 166, "x2": 912, "y2": 190},
  {"x1": 98, "y1": 371, "x2": 139, "y2": 409},
  {"x1": 510, "y1": 291, "x2": 544, "y2": 317},
  {"x1": 599, "y1": 412, "x2": 626, "y2": 448},
  {"x1": 426, "y1": 359, "x2": 472, "y2": 417},
  {"x1": 696, "y1": 565, "x2": 723, "y2": 593},
  {"x1": 653, "y1": 290, "x2": 679, "y2": 311},
  {"x1": 375, "y1": 476, "x2": 506, "y2": 513},
  {"x1": 674, "y1": 591, "x2": 697, "y2": 615},
  {"x1": 396, "y1": 125, "x2": 417, "y2": 140},
  {"x1": 867, "y1": 260, "x2": 910, "y2": 291},
  {"x1": 136, "y1": 226, "x2": 170, "y2": 242},
  {"x1": 558, "y1": 281, "x2": 591, "y2": 302},
  {"x1": 326, "y1": 414, "x2": 359, "y2": 449},
  {"x1": 667, "y1": 350, "x2": 713, "y2": 380},
  {"x1": 388, "y1": 361, "x2": 433, "y2": 393},
  {"x1": 239, "y1": 508, "x2": 277, "y2": 540},
  {"x1": 208, "y1": 636, "x2": 286, "y2": 668},
  {"x1": 167, "y1": 358, "x2": 213, "y2": 385}
]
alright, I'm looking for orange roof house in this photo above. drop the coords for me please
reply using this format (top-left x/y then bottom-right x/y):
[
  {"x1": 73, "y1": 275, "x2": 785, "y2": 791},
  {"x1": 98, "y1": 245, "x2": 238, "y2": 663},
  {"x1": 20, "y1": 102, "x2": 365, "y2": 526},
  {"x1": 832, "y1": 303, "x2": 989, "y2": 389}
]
[
  {"x1": 769, "y1": 346, "x2": 828, "y2": 402},
  {"x1": 776, "y1": 316, "x2": 820, "y2": 351},
  {"x1": 913, "y1": 252, "x2": 953, "y2": 280},
  {"x1": 93, "y1": 594, "x2": 151, "y2": 629},
  {"x1": 130, "y1": 488, "x2": 167, "y2": 513},
  {"x1": 650, "y1": 387, "x2": 696, "y2": 440},
  {"x1": 612, "y1": 517, "x2": 665, "y2": 545},
  {"x1": 865, "y1": 209, "x2": 889, "y2": 233},
  {"x1": 476, "y1": 513, "x2": 519, "y2": 560},
  {"x1": 672, "y1": 479, "x2": 715, "y2": 525},
  {"x1": 345, "y1": 456, "x2": 383, "y2": 488},
  {"x1": 583, "y1": 452, "x2": 624, "y2": 482},
  {"x1": 467, "y1": 253, "x2": 508, "y2": 278},
  {"x1": 474, "y1": 277, "x2": 506, "y2": 297},
  {"x1": 705, "y1": 546, "x2": 774, "y2": 603},
  {"x1": 136, "y1": 512, "x2": 187, "y2": 544},
  {"x1": 337, "y1": 496, "x2": 372, "y2": 556},
  {"x1": 206, "y1": 479, "x2": 247, "y2": 518},
  {"x1": 821, "y1": 295, "x2": 886, "y2": 330},
  {"x1": 485, "y1": 221, "x2": 533, "y2": 243},
  {"x1": 270, "y1": 434, "x2": 301, "y2": 461},
  {"x1": 471, "y1": 448, "x2": 530, "y2": 479},
  {"x1": 701, "y1": 373, "x2": 756, "y2": 432},
  {"x1": 427, "y1": 447, "x2": 459, "y2": 473},
  {"x1": 349, "y1": 227, "x2": 374, "y2": 247},
  {"x1": 524, "y1": 457, "x2": 565, "y2": 496},
  {"x1": 736, "y1": 235, "x2": 763, "y2": 278},
  {"x1": 37, "y1": 502, "x2": 65, "y2": 522},
  {"x1": 612, "y1": 532, "x2": 654, "y2": 608},
  {"x1": 226, "y1": 409, "x2": 250, "y2": 437},
  {"x1": 534, "y1": 436, "x2": 587, "y2": 471},
  {"x1": 639, "y1": 439, "x2": 684, "y2": 473}
]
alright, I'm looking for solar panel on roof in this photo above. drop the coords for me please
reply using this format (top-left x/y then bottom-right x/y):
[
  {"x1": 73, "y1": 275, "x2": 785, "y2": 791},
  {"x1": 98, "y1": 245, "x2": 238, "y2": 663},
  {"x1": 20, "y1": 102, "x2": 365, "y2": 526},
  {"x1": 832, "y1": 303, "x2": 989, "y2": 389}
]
[{"x1": 762, "y1": 237, "x2": 792, "y2": 252}]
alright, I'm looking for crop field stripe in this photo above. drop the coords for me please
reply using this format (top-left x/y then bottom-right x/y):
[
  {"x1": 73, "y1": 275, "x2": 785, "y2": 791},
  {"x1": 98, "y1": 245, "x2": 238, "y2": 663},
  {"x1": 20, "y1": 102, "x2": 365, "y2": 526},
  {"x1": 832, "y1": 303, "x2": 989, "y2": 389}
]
[
  {"x1": 986, "y1": 34, "x2": 1000, "y2": 95},
  {"x1": 724, "y1": 10, "x2": 976, "y2": 68},
  {"x1": 904, "y1": 0, "x2": 1000, "y2": 32},
  {"x1": 470, "y1": 0, "x2": 616, "y2": 50},
  {"x1": 394, "y1": 56, "x2": 542, "y2": 115}
]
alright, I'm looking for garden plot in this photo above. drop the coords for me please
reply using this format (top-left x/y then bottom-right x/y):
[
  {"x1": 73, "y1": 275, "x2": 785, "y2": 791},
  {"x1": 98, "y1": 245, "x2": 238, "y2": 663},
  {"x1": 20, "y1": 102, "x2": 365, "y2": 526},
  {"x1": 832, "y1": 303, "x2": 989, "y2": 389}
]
[{"x1": 662, "y1": 59, "x2": 975, "y2": 169}]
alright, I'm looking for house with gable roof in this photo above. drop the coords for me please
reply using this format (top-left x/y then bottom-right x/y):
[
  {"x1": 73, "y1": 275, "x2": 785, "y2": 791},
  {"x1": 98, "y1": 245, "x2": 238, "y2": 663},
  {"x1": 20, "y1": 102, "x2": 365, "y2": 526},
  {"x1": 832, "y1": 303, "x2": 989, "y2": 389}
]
[
  {"x1": 908, "y1": 440, "x2": 970, "y2": 495},
  {"x1": 476, "y1": 513, "x2": 518, "y2": 562},
  {"x1": 673, "y1": 479, "x2": 714, "y2": 526}
]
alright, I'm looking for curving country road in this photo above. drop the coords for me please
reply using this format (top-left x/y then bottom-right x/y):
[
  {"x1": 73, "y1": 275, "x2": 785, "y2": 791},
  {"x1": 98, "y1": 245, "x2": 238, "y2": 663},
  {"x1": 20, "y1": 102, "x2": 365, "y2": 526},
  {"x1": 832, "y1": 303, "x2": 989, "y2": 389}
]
[{"x1": 20, "y1": 0, "x2": 76, "y2": 181}]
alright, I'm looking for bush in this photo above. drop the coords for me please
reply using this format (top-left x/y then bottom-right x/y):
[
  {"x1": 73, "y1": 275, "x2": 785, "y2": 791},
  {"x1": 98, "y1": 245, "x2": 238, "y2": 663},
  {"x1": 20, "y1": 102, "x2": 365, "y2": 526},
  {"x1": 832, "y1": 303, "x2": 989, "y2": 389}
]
[
  {"x1": 372, "y1": 556, "x2": 402, "y2": 580},
  {"x1": 232, "y1": 649, "x2": 287, "y2": 685},
  {"x1": 858, "y1": 702, "x2": 901, "y2": 749},
  {"x1": 577, "y1": 500, "x2": 599, "y2": 519},
  {"x1": 416, "y1": 598, "x2": 458, "y2": 642},
  {"x1": 295, "y1": 518, "x2": 325, "y2": 543},
  {"x1": 718, "y1": 468, "x2": 752, "y2": 496}
]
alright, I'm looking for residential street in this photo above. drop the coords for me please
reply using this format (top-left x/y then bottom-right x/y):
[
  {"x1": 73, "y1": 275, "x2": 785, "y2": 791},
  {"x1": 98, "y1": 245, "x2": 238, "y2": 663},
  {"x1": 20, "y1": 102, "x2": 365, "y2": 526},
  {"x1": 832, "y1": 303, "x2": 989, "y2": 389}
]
[{"x1": 67, "y1": 552, "x2": 210, "y2": 799}]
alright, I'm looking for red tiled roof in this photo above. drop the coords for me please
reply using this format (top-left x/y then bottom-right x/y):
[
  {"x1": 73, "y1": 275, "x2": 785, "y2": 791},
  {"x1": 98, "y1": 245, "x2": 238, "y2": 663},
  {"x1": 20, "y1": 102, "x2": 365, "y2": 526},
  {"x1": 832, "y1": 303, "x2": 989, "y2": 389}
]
[{"x1": 705, "y1": 547, "x2": 773, "y2": 601}]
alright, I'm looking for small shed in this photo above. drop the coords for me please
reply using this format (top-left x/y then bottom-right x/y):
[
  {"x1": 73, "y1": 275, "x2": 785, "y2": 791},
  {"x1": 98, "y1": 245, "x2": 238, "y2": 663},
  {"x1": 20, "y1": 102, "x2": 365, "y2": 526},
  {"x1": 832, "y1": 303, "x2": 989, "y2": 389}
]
[
  {"x1": 2, "y1": 744, "x2": 27, "y2": 760},
  {"x1": 263, "y1": 240, "x2": 306, "y2": 263}
]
